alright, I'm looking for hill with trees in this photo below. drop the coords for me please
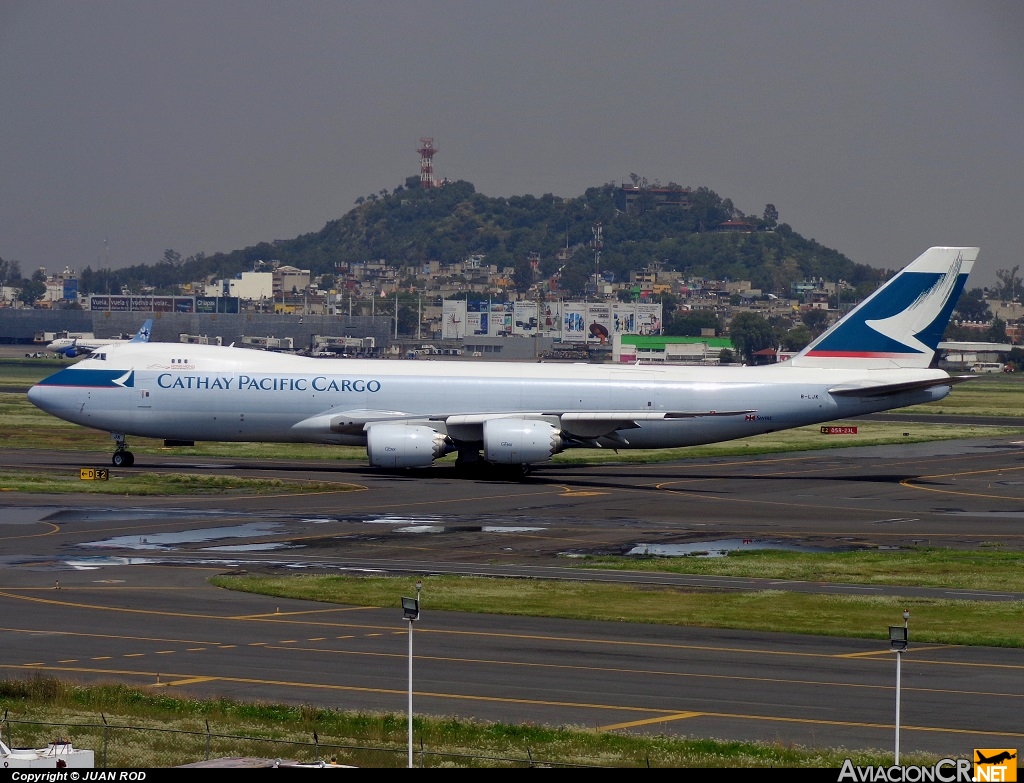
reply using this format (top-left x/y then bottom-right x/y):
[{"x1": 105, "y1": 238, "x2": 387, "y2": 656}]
[{"x1": 72, "y1": 177, "x2": 885, "y2": 301}]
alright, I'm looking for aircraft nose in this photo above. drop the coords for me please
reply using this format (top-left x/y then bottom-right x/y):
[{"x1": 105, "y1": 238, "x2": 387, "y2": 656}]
[{"x1": 27, "y1": 381, "x2": 57, "y2": 414}]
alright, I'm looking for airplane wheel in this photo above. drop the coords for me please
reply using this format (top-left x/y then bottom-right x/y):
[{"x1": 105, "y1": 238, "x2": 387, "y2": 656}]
[{"x1": 112, "y1": 451, "x2": 134, "y2": 467}]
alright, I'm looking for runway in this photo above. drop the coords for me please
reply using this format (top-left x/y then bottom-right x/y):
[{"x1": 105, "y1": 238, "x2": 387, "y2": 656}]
[{"x1": 2, "y1": 435, "x2": 1024, "y2": 757}]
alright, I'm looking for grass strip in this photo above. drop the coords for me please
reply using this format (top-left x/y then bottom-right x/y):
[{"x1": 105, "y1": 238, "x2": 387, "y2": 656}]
[
  {"x1": 0, "y1": 676, "x2": 937, "y2": 768},
  {"x1": 210, "y1": 574, "x2": 1024, "y2": 648},
  {"x1": 0, "y1": 470, "x2": 359, "y2": 496},
  {"x1": 572, "y1": 548, "x2": 1024, "y2": 593}
]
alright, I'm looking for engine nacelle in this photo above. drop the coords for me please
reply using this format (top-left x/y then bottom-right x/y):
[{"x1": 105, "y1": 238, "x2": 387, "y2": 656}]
[
  {"x1": 366, "y1": 424, "x2": 450, "y2": 468},
  {"x1": 483, "y1": 418, "x2": 563, "y2": 465}
]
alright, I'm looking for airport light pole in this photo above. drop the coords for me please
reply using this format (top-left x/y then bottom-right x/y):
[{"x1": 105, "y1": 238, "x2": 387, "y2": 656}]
[
  {"x1": 402, "y1": 581, "x2": 422, "y2": 768},
  {"x1": 889, "y1": 610, "x2": 910, "y2": 764}
]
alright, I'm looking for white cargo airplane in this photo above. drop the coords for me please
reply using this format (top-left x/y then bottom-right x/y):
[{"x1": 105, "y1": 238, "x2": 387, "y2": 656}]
[
  {"x1": 46, "y1": 319, "x2": 153, "y2": 358},
  {"x1": 29, "y1": 247, "x2": 976, "y2": 470}
]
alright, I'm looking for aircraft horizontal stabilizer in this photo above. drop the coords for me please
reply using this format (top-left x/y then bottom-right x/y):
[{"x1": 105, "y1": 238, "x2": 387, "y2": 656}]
[{"x1": 827, "y1": 375, "x2": 972, "y2": 398}]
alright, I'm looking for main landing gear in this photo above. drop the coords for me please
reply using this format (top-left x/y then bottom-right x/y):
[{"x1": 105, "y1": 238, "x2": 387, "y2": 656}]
[{"x1": 111, "y1": 434, "x2": 135, "y2": 467}]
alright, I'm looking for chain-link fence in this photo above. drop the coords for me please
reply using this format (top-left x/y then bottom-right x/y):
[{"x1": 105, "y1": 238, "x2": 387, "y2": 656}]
[{"x1": 1, "y1": 716, "x2": 602, "y2": 768}]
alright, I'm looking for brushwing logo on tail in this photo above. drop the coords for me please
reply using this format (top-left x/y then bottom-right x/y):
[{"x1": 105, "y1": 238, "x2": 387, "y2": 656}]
[
  {"x1": 806, "y1": 251, "x2": 967, "y2": 358},
  {"x1": 863, "y1": 252, "x2": 964, "y2": 356}
]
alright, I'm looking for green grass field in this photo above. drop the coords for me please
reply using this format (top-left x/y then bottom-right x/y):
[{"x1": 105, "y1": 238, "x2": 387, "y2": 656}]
[
  {"x1": 212, "y1": 572, "x2": 1024, "y2": 648},
  {"x1": 902, "y1": 372, "x2": 1024, "y2": 417},
  {"x1": 0, "y1": 676, "x2": 934, "y2": 768},
  {"x1": 0, "y1": 470, "x2": 360, "y2": 495},
  {"x1": 575, "y1": 548, "x2": 1024, "y2": 592}
]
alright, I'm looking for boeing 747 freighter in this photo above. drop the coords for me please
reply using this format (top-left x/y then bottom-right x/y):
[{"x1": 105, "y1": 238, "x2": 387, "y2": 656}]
[{"x1": 29, "y1": 247, "x2": 977, "y2": 471}]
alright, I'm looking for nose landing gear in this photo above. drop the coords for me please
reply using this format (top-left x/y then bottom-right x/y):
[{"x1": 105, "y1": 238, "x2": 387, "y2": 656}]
[{"x1": 111, "y1": 434, "x2": 135, "y2": 467}]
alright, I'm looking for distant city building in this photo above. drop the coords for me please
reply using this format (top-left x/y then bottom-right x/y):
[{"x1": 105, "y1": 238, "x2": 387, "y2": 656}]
[
  {"x1": 616, "y1": 185, "x2": 693, "y2": 212},
  {"x1": 205, "y1": 271, "x2": 273, "y2": 300},
  {"x1": 273, "y1": 266, "x2": 311, "y2": 297},
  {"x1": 441, "y1": 300, "x2": 662, "y2": 342},
  {"x1": 715, "y1": 219, "x2": 756, "y2": 233}
]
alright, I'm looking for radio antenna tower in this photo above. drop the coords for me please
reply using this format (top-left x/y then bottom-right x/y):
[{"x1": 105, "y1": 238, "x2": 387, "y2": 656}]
[{"x1": 417, "y1": 137, "x2": 438, "y2": 189}]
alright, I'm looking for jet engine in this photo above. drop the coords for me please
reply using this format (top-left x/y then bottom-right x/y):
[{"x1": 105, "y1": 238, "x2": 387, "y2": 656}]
[
  {"x1": 483, "y1": 418, "x2": 563, "y2": 465},
  {"x1": 366, "y1": 424, "x2": 451, "y2": 468}
]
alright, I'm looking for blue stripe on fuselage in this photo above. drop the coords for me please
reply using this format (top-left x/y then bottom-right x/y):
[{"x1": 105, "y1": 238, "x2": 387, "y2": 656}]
[{"x1": 34, "y1": 368, "x2": 134, "y2": 388}]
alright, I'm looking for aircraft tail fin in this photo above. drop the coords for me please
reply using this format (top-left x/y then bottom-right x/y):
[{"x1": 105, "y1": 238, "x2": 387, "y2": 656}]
[
  {"x1": 788, "y1": 247, "x2": 977, "y2": 370},
  {"x1": 131, "y1": 319, "x2": 153, "y2": 343}
]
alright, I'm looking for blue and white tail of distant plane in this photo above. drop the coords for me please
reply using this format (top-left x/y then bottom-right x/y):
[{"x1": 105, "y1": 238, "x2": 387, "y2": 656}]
[
  {"x1": 789, "y1": 247, "x2": 976, "y2": 370},
  {"x1": 129, "y1": 319, "x2": 153, "y2": 343},
  {"x1": 47, "y1": 318, "x2": 153, "y2": 358}
]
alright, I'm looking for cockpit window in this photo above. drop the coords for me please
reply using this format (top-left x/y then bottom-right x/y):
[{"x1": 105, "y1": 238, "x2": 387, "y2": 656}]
[{"x1": 96, "y1": 353, "x2": 106, "y2": 361}]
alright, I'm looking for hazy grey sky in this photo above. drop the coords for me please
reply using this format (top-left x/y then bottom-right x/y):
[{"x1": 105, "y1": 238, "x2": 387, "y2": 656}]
[{"x1": 2, "y1": 1, "x2": 1022, "y2": 287}]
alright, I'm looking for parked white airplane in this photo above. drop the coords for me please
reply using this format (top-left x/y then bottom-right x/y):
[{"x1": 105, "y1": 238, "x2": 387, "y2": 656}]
[
  {"x1": 29, "y1": 247, "x2": 976, "y2": 470},
  {"x1": 46, "y1": 319, "x2": 153, "y2": 358}
]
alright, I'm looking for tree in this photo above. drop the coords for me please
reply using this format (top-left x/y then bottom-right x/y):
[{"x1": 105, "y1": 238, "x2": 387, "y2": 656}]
[
  {"x1": 762, "y1": 204, "x2": 779, "y2": 230},
  {"x1": 988, "y1": 316, "x2": 1007, "y2": 343},
  {"x1": 728, "y1": 312, "x2": 775, "y2": 363},
  {"x1": 555, "y1": 262, "x2": 592, "y2": 298},
  {"x1": 1007, "y1": 346, "x2": 1024, "y2": 371},
  {"x1": 943, "y1": 322, "x2": 974, "y2": 341},
  {"x1": 953, "y1": 288, "x2": 991, "y2": 322},
  {"x1": 801, "y1": 308, "x2": 830, "y2": 336},
  {"x1": 781, "y1": 324, "x2": 813, "y2": 351},
  {"x1": 512, "y1": 258, "x2": 535, "y2": 292},
  {"x1": 666, "y1": 309, "x2": 720, "y2": 337},
  {"x1": 690, "y1": 187, "x2": 727, "y2": 231},
  {"x1": 0, "y1": 256, "x2": 22, "y2": 286},
  {"x1": 995, "y1": 266, "x2": 1020, "y2": 302},
  {"x1": 161, "y1": 249, "x2": 182, "y2": 267},
  {"x1": 17, "y1": 276, "x2": 45, "y2": 306}
]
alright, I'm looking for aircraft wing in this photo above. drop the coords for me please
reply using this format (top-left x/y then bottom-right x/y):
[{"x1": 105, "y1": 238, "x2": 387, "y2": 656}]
[
  {"x1": 551, "y1": 409, "x2": 756, "y2": 441},
  {"x1": 827, "y1": 375, "x2": 973, "y2": 398},
  {"x1": 439, "y1": 410, "x2": 757, "y2": 441},
  {"x1": 290, "y1": 409, "x2": 425, "y2": 437},
  {"x1": 292, "y1": 408, "x2": 757, "y2": 442}
]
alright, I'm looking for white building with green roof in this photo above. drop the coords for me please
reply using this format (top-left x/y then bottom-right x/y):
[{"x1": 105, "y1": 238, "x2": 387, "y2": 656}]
[{"x1": 613, "y1": 334, "x2": 735, "y2": 364}]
